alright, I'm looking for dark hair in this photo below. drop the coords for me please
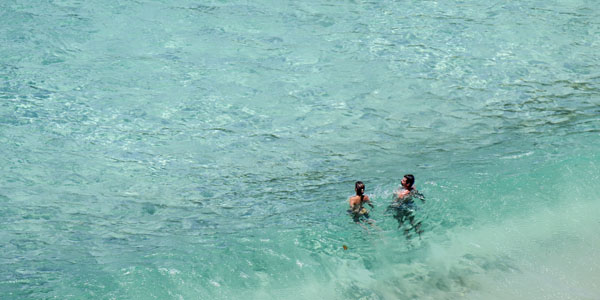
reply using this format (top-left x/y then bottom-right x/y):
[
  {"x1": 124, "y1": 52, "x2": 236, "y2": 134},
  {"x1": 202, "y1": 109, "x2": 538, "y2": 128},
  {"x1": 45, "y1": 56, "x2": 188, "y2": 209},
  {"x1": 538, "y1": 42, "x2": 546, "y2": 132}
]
[
  {"x1": 355, "y1": 181, "x2": 365, "y2": 201},
  {"x1": 404, "y1": 174, "x2": 415, "y2": 188}
]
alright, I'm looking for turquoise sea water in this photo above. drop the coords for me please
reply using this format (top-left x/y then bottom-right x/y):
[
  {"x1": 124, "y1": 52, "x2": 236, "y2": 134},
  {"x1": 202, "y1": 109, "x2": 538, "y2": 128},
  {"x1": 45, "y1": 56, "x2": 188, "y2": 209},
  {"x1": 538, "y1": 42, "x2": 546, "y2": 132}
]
[{"x1": 1, "y1": 0, "x2": 599, "y2": 299}]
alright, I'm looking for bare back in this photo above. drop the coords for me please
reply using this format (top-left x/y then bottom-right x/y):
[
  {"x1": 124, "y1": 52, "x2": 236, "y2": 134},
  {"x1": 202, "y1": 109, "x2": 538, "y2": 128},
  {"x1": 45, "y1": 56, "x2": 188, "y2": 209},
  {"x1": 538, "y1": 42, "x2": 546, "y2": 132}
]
[{"x1": 349, "y1": 195, "x2": 371, "y2": 213}]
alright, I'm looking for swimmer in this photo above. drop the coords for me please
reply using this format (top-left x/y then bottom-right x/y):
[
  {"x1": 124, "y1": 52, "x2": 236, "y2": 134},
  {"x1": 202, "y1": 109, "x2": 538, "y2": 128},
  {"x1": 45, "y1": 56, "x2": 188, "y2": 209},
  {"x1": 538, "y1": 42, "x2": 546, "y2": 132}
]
[
  {"x1": 387, "y1": 174, "x2": 425, "y2": 238},
  {"x1": 348, "y1": 181, "x2": 374, "y2": 226},
  {"x1": 394, "y1": 174, "x2": 417, "y2": 201}
]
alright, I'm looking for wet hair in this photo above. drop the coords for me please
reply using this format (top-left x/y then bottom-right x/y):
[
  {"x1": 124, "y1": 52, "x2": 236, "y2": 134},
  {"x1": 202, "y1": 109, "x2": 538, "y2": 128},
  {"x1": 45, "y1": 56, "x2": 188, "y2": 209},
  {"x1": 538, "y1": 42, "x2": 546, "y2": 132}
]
[
  {"x1": 404, "y1": 174, "x2": 415, "y2": 189},
  {"x1": 355, "y1": 181, "x2": 365, "y2": 201}
]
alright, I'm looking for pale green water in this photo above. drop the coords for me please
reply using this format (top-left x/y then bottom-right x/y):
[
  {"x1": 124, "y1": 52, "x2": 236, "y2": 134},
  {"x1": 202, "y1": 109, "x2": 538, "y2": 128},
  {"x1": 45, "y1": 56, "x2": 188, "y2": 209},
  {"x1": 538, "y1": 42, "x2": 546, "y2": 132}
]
[{"x1": 1, "y1": 0, "x2": 599, "y2": 299}]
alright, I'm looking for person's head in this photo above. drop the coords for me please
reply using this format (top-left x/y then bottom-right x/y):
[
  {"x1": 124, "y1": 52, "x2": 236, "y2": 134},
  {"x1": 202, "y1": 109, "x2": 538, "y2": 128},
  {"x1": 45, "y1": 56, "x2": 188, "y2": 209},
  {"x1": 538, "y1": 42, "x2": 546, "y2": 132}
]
[
  {"x1": 355, "y1": 181, "x2": 365, "y2": 196},
  {"x1": 401, "y1": 174, "x2": 415, "y2": 189}
]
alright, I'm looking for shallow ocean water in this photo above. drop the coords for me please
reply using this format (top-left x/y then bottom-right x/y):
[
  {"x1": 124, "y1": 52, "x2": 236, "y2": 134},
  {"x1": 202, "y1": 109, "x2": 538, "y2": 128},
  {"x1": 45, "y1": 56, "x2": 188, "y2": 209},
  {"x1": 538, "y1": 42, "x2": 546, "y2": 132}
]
[{"x1": 1, "y1": 0, "x2": 599, "y2": 299}]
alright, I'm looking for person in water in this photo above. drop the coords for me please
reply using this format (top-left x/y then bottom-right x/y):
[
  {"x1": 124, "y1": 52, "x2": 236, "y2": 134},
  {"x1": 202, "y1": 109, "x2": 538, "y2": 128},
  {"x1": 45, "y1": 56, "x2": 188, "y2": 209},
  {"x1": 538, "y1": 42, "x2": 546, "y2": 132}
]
[
  {"x1": 394, "y1": 174, "x2": 417, "y2": 200},
  {"x1": 387, "y1": 174, "x2": 425, "y2": 237},
  {"x1": 348, "y1": 181, "x2": 374, "y2": 224}
]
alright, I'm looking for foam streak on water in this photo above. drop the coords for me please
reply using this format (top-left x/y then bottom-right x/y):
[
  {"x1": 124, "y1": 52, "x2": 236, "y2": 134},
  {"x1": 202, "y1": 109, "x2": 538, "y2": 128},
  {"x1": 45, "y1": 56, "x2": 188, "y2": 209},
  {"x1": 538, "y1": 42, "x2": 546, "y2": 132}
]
[{"x1": 1, "y1": 0, "x2": 599, "y2": 299}]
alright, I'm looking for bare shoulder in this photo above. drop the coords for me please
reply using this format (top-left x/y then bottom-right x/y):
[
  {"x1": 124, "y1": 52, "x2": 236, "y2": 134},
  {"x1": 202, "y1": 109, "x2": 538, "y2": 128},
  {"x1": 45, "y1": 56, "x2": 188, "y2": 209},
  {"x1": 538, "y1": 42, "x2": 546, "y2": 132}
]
[
  {"x1": 396, "y1": 189, "x2": 411, "y2": 200},
  {"x1": 363, "y1": 195, "x2": 371, "y2": 201}
]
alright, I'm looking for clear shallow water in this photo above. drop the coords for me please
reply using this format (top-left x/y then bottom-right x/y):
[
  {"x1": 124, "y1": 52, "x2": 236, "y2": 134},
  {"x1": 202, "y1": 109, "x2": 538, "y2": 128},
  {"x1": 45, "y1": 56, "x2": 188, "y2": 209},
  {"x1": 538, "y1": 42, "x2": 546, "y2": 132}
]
[{"x1": 1, "y1": 0, "x2": 599, "y2": 299}]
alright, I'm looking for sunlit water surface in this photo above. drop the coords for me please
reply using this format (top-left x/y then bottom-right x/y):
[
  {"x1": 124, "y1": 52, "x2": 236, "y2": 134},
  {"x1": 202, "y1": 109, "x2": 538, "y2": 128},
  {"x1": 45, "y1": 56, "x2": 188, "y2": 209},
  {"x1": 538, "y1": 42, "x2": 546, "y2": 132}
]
[{"x1": 1, "y1": 0, "x2": 599, "y2": 299}]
